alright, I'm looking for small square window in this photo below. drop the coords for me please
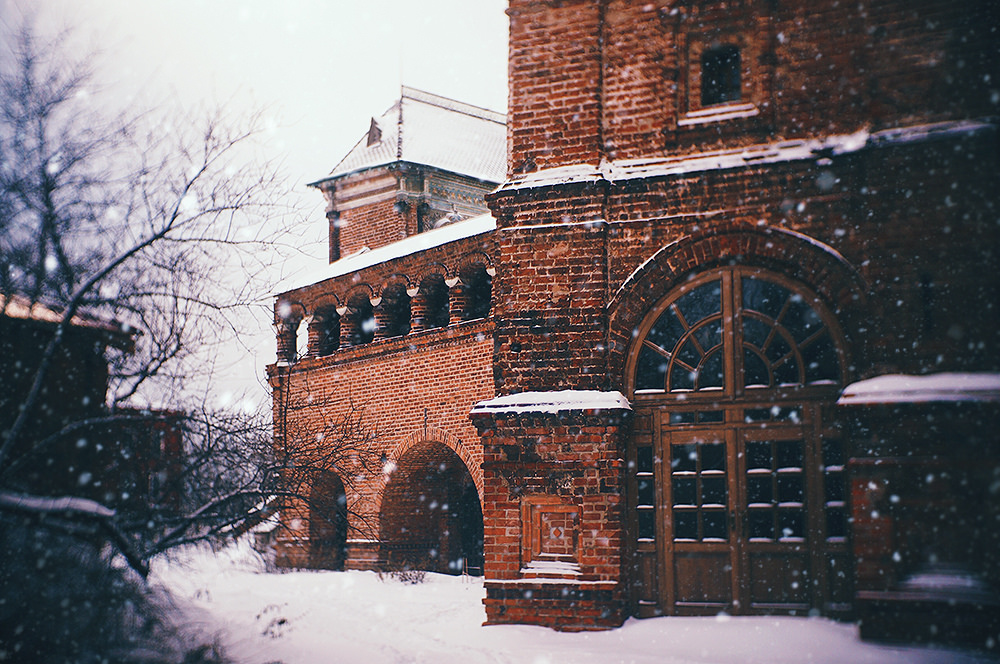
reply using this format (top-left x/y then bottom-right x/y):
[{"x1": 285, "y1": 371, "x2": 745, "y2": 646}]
[{"x1": 701, "y1": 45, "x2": 741, "y2": 106}]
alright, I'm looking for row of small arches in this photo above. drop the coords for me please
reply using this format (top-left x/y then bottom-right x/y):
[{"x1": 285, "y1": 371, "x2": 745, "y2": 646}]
[{"x1": 277, "y1": 264, "x2": 493, "y2": 362}]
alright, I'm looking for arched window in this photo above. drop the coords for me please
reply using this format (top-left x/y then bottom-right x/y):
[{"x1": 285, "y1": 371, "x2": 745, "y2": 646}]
[
  {"x1": 418, "y1": 274, "x2": 450, "y2": 330},
  {"x1": 313, "y1": 307, "x2": 340, "y2": 356},
  {"x1": 460, "y1": 265, "x2": 492, "y2": 321},
  {"x1": 380, "y1": 284, "x2": 411, "y2": 338},
  {"x1": 633, "y1": 269, "x2": 842, "y2": 394},
  {"x1": 345, "y1": 295, "x2": 375, "y2": 346}
]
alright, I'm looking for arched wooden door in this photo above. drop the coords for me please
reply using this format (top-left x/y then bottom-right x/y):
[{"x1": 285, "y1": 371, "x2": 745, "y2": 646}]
[{"x1": 625, "y1": 267, "x2": 852, "y2": 617}]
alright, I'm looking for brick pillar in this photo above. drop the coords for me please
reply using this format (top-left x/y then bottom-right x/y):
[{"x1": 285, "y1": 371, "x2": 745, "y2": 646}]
[
  {"x1": 275, "y1": 321, "x2": 297, "y2": 363},
  {"x1": 410, "y1": 288, "x2": 428, "y2": 332},
  {"x1": 470, "y1": 390, "x2": 633, "y2": 631},
  {"x1": 371, "y1": 295, "x2": 390, "y2": 340},
  {"x1": 449, "y1": 279, "x2": 467, "y2": 326},
  {"x1": 338, "y1": 306, "x2": 353, "y2": 348}
]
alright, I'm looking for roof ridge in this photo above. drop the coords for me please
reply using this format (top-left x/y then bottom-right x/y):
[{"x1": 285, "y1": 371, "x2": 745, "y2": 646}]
[{"x1": 400, "y1": 85, "x2": 505, "y2": 124}]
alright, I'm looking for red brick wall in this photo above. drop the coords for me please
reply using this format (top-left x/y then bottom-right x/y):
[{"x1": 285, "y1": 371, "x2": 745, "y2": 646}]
[
  {"x1": 270, "y1": 321, "x2": 494, "y2": 569},
  {"x1": 472, "y1": 407, "x2": 632, "y2": 630},
  {"x1": 337, "y1": 199, "x2": 409, "y2": 257},
  {"x1": 507, "y1": 0, "x2": 998, "y2": 168},
  {"x1": 507, "y1": 0, "x2": 604, "y2": 173}
]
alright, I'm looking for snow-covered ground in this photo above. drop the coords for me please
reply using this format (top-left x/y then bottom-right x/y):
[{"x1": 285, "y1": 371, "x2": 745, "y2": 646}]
[{"x1": 152, "y1": 541, "x2": 996, "y2": 664}]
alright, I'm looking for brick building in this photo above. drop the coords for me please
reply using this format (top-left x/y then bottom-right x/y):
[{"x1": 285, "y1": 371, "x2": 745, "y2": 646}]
[{"x1": 271, "y1": 1, "x2": 999, "y2": 635}]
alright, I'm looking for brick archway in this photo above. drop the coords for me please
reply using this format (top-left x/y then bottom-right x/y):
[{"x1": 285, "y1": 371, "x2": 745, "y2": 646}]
[{"x1": 378, "y1": 437, "x2": 484, "y2": 575}]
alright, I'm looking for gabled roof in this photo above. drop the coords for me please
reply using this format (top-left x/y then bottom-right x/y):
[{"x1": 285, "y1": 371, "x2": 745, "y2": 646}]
[
  {"x1": 311, "y1": 86, "x2": 507, "y2": 186},
  {"x1": 0, "y1": 293, "x2": 123, "y2": 335}
]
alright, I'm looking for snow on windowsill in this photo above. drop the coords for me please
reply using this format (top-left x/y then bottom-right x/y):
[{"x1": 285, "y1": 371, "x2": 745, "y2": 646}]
[
  {"x1": 471, "y1": 390, "x2": 632, "y2": 415},
  {"x1": 837, "y1": 372, "x2": 1000, "y2": 406},
  {"x1": 677, "y1": 102, "x2": 760, "y2": 126},
  {"x1": 521, "y1": 559, "x2": 582, "y2": 578}
]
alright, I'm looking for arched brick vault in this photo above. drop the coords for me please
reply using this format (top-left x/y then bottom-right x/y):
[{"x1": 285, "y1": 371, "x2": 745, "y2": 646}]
[
  {"x1": 606, "y1": 222, "x2": 871, "y2": 391},
  {"x1": 370, "y1": 426, "x2": 484, "y2": 519}
]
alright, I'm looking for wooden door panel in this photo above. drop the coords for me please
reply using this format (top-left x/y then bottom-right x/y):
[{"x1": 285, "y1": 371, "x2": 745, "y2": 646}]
[
  {"x1": 747, "y1": 551, "x2": 810, "y2": 610},
  {"x1": 674, "y1": 551, "x2": 732, "y2": 608}
]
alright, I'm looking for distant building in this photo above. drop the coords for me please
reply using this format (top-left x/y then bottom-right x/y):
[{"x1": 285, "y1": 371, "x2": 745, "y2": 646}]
[
  {"x1": 272, "y1": 0, "x2": 999, "y2": 638},
  {"x1": 0, "y1": 294, "x2": 183, "y2": 514}
]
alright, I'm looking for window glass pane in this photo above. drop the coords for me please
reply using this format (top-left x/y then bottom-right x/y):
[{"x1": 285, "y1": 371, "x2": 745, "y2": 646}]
[
  {"x1": 638, "y1": 508, "x2": 656, "y2": 539},
  {"x1": 672, "y1": 444, "x2": 697, "y2": 472},
  {"x1": 743, "y1": 349, "x2": 770, "y2": 387},
  {"x1": 638, "y1": 478, "x2": 655, "y2": 506},
  {"x1": 742, "y1": 316, "x2": 770, "y2": 347},
  {"x1": 748, "y1": 509, "x2": 774, "y2": 539},
  {"x1": 675, "y1": 280, "x2": 722, "y2": 328},
  {"x1": 698, "y1": 410, "x2": 724, "y2": 424},
  {"x1": 747, "y1": 475, "x2": 772, "y2": 504},
  {"x1": 694, "y1": 318, "x2": 723, "y2": 353},
  {"x1": 822, "y1": 439, "x2": 845, "y2": 468},
  {"x1": 742, "y1": 277, "x2": 787, "y2": 320},
  {"x1": 824, "y1": 471, "x2": 845, "y2": 504},
  {"x1": 646, "y1": 308, "x2": 685, "y2": 354},
  {"x1": 670, "y1": 362, "x2": 696, "y2": 391},
  {"x1": 778, "y1": 510, "x2": 805, "y2": 539},
  {"x1": 777, "y1": 474, "x2": 804, "y2": 503},
  {"x1": 677, "y1": 339, "x2": 702, "y2": 369},
  {"x1": 776, "y1": 441, "x2": 803, "y2": 470},
  {"x1": 672, "y1": 477, "x2": 697, "y2": 506},
  {"x1": 635, "y1": 345, "x2": 667, "y2": 390},
  {"x1": 698, "y1": 349, "x2": 725, "y2": 389},
  {"x1": 701, "y1": 45, "x2": 741, "y2": 106},
  {"x1": 703, "y1": 510, "x2": 728, "y2": 539},
  {"x1": 826, "y1": 507, "x2": 846, "y2": 539},
  {"x1": 700, "y1": 443, "x2": 726, "y2": 472},
  {"x1": 670, "y1": 411, "x2": 696, "y2": 425},
  {"x1": 637, "y1": 446, "x2": 654, "y2": 474},
  {"x1": 702, "y1": 476, "x2": 727, "y2": 506},
  {"x1": 783, "y1": 293, "x2": 823, "y2": 343},
  {"x1": 674, "y1": 510, "x2": 697, "y2": 540},
  {"x1": 803, "y1": 332, "x2": 840, "y2": 383},
  {"x1": 746, "y1": 441, "x2": 771, "y2": 470}
]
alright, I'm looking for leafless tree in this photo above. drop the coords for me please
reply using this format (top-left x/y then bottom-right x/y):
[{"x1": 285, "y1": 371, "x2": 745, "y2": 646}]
[{"x1": 0, "y1": 17, "x2": 372, "y2": 661}]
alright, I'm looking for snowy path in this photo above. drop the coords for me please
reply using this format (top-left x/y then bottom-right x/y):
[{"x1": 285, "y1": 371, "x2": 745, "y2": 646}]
[{"x1": 152, "y1": 545, "x2": 996, "y2": 664}]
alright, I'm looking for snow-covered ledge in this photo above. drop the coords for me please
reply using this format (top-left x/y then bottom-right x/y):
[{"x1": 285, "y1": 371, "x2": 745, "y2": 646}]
[
  {"x1": 837, "y1": 372, "x2": 1000, "y2": 406},
  {"x1": 471, "y1": 390, "x2": 631, "y2": 416}
]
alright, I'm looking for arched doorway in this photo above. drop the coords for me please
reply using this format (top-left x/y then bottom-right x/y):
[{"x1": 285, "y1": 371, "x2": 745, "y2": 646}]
[
  {"x1": 309, "y1": 470, "x2": 348, "y2": 570},
  {"x1": 380, "y1": 441, "x2": 484, "y2": 575},
  {"x1": 625, "y1": 267, "x2": 852, "y2": 617}
]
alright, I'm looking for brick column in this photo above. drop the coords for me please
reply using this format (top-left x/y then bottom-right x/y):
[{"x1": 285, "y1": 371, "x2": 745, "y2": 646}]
[
  {"x1": 470, "y1": 390, "x2": 633, "y2": 631},
  {"x1": 371, "y1": 295, "x2": 390, "y2": 340},
  {"x1": 338, "y1": 306, "x2": 353, "y2": 348},
  {"x1": 409, "y1": 288, "x2": 428, "y2": 332},
  {"x1": 448, "y1": 279, "x2": 467, "y2": 326},
  {"x1": 275, "y1": 321, "x2": 297, "y2": 363}
]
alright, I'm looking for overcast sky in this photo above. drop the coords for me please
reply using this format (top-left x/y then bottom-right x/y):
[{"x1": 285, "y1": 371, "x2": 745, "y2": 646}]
[
  {"x1": 4, "y1": 0, "x2": 509, "y2": 206},
  {"x1": 1, "y1": 0, "x2": 509, "y2": 407}
]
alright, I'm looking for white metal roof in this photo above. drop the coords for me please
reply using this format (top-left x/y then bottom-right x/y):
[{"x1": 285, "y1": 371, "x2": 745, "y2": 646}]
[{"x1": 315, "y1": 86, "x2": 507, "y2": 185}]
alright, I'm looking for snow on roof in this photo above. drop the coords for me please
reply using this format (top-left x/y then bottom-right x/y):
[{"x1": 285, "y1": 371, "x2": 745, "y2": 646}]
[
  {"x1": 0, "y1": 292, "x2": 126, "y2": 335},
  {"x1": 837, "y1": 372, "x2": 1000, "y2": 406},
  {"x1": 471, "y1": 390, "x2": 632, "y2": 416},
  {"x1": 0, "y1": 491, "x2": 116, "y2": 518},
  {"x1": 498, "y1": 119, "x2": 994, "y2": 192},
  {"x1": 278, "y1": 213, "x2": 496, "y2": 295},
  {"x1": 313, "y1": 86, "x2": 507, "y2": 186}
]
